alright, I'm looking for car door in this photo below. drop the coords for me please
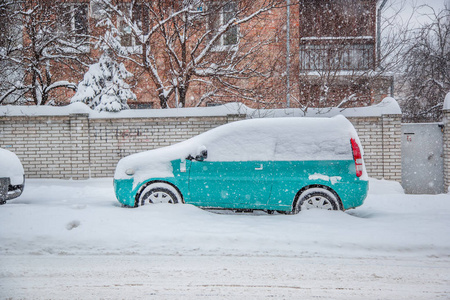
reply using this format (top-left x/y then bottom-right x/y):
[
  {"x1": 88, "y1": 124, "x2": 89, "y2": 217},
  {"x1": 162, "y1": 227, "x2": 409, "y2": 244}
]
[
  {"x1": 188, "y1": 159, "x2": 272, "y2": 209},
  {"x1": 186, "y1": 126, "x2": 276, "y2": 209}
]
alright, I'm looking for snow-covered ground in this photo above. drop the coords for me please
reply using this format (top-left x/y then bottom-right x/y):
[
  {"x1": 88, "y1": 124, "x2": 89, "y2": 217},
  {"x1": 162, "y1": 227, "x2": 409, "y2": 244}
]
[{"x1": 1, "y1": 178, "x2": 449, "y2": 299}]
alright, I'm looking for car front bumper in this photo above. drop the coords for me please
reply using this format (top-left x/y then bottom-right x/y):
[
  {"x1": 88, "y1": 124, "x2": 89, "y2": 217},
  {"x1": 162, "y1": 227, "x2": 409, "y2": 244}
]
[
  {"x1": 0, "y1": 176, "x2": 25, "y2": 203},
  {"x1": 114, "y1": 178, "x2": 137, "y2": 207}
]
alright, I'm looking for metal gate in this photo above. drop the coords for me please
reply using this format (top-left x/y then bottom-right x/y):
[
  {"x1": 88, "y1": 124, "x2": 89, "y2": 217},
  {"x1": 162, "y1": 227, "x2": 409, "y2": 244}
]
[{"x1": 401, "y1": 123, "x2": 444, "y2": 194}]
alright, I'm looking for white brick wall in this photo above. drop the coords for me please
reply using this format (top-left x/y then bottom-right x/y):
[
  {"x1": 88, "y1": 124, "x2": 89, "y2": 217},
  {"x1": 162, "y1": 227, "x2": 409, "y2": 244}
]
[
  {"x1": 347, "y1": 115, "x2": 402, "y2": 182},
  {"x1": 0, "y1": 113, "x2": 402, "y2": 181}
]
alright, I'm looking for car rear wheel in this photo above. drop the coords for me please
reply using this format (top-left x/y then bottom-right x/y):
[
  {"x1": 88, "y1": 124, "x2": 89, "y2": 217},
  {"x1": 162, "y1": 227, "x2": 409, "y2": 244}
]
[
  {"x1": 294, "y1": 187, "x2": 341, "y2": 213},
  {"x1": 137, "y1": 183, "x2": 182, "y2": 206}
]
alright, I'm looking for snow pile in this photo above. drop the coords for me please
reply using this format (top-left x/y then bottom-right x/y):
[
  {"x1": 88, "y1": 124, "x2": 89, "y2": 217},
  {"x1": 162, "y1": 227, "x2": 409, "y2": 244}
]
[
  {"x1": 444, "y1": 92, "x2": 450, "y2": 110},
  {"x1": 66, "y1": 102, "x2": 92, "y2": 114},
  {"x1": 0, "y1": 148, "x2": 24, "y2": 185},
  {"x1": 114, "y1": 116, "x2": 365, "y2": 182},
  {"x1": 71, "y1": 52, "x2": 136, "y2": 112},
  {"x1": 309, "y1": 173, "x2": 342, "y2": 184},
  {"x1": 0, "y1": 178, "x2": 449, "y2": 258}
]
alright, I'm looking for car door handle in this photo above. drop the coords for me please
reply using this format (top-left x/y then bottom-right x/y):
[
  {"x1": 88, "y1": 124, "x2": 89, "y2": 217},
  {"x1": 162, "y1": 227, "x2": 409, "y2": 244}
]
[{"x1": 255, "y1": 164, "x2": 263, "y2": 170}]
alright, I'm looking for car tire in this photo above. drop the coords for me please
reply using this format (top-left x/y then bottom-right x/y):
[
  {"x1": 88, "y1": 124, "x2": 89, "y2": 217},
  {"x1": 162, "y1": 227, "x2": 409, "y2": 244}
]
[
  {"x1": 293, "y1": 187, "x2": 341, "y2": 214},
  {"x1": 137, "y1": 182, "x2": 183, "y2": 206}
]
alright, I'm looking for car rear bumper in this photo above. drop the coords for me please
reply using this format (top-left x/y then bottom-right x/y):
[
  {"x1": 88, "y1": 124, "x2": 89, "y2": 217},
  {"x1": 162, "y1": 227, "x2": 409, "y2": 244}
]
[{"x1": 340, "y1": 179, "x2": 368, "y2": 210}]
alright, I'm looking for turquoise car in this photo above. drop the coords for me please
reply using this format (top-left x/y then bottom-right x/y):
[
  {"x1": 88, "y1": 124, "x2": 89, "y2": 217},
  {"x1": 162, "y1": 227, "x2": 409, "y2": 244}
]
[{"x1": 114, "y1": 116, "x2": 368, "y2": 213}]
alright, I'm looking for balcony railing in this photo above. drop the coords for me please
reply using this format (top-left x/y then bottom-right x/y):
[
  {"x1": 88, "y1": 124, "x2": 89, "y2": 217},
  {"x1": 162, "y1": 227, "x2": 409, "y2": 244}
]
[{"x1": 299, "y1": 42, "x2": 374, "y2": 71}]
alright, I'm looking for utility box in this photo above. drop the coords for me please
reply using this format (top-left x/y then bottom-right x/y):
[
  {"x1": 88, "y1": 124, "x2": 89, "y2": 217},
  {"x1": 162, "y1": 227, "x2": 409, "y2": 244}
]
[{"x1": 402, "y1": 123, "x2": 444, "y2": 194}]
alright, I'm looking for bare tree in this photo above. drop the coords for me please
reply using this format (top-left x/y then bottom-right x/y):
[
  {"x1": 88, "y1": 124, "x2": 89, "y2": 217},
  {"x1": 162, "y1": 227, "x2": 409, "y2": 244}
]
[
  {"x1": 400, "y1": 5, "x2": 450, "y2": 122},
  {"x1": 0, "y1": 0, "x2": 90, "y2": 105},
  {"x1": 98, "y1": 0, "x2": 285, "y2": 108},
  {"x1": 0, "y1": 1, "x2": 26, "y2": 104}
]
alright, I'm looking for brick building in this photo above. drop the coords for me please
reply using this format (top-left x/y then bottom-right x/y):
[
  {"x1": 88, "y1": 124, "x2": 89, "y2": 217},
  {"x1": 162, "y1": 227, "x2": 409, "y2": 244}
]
[
  {"x1": 0, "y1": 0, "x2": 392, "y2": 109},
  {"x1": 296, "y1": 0, "x2": 392, "y2": 107}
]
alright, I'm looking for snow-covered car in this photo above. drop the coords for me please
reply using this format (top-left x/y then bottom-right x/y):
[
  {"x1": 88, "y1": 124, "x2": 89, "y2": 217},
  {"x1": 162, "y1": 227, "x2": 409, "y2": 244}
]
[
  {"x1": 114, "y1": 116, "x2": 368, "y2": 213},
  {"x1": 0, "y1": 148, "x2": 25, "y2": 204}
]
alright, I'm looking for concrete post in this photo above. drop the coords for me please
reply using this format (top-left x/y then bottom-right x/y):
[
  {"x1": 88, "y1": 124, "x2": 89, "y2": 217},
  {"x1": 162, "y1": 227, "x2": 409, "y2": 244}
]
[
  {"x1": 69, "y1": 113, "x2": 90, "y2": 179},
  {"x1": 443, "y1": 109, "x2": 450, "y2": 192},
  {"x1": 381, "y1": 114, "x2": 402, "y2": 182}
]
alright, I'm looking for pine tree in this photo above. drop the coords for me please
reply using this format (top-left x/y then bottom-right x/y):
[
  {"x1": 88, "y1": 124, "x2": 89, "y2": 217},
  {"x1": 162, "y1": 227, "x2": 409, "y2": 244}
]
[{"x1": 71, "y1": 51, "x2": 136, "y2": 112}]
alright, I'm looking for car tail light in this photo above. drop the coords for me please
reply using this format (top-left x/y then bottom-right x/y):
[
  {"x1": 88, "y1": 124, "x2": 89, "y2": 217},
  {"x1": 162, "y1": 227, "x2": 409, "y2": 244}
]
[{"x1": 351, "y1": 138, "x2": 363, "y2": 177}]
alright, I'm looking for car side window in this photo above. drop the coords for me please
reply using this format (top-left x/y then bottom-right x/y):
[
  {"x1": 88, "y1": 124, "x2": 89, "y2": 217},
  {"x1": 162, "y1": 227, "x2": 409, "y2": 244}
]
[
  {"x1": 204, "y1": 130, "x2": 277, "y2": 162},
  {"x1": 273, "y1": 130, "x2": 352, "y2": 161}
]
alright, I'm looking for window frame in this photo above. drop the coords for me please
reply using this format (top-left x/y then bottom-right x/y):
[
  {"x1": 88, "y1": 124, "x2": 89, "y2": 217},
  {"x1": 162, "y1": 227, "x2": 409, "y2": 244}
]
[
  {"x1": 117, "y1": 3, "x2": 148, "y2": 51},
  {"x1": 0, "y1": 2, "x2": 22, "y2": 51},
  {"x1": 208, "y1": 1, "x2": 239, "y2": 52},
  {"x1": 58, "y1": 3, "x2": 89, "y2": 44},
  {"x1": 90, "y1": 0, "x2": 108, "y2": 20}
]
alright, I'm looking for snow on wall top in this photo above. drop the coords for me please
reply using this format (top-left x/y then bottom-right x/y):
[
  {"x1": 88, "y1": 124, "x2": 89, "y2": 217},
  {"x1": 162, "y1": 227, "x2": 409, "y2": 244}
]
[
  {"x1": 0, "y1": 97, "x2": 401, "y2": 118},
  {"x1": 0, "y1": 102, "x2": 243, "y2": 118},
  {"x1": 0, "y1": 102, "x2": 92, "y2": 117},
  {"x1": 244, "y1": 97, "x2": 401, "y2": 118},
  {"x1": 444, "y1": 92, "x2": 450, "y2": 110}
]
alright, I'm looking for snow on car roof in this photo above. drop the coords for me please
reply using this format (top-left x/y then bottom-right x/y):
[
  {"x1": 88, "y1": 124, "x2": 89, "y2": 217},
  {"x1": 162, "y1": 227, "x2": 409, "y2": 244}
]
[{"x1": 199, "y1": 115, "x2": 359, "y2": 161}]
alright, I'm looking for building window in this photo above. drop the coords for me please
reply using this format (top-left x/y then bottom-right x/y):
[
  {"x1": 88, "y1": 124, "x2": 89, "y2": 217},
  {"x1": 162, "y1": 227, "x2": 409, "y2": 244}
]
[
  {"x1": 299, "y1": 0, "x2": 374, "y2": 38},
  {"x1": 0, "y1": 3, "x2": 22, "y2": 51},
  {"x1": 299, "y1": 42, "x2": 374, "y2": 71},
  {"x1": 128, "y1": 102, "x2": 154, "y2": 109},
  {"x1": 222, "y1": 2, "x2": 238, "y2": 46},
  {"x1": 206, "y1": 102, "x2": 222, "y2": 107},
  {"x1": 59, "y1": 3, "x2": 89, "y2": 43},
  {"x1": 90, "y1": 0, "x2": 108, "y2": 19},
  {"x1": 118, "y1": 3, "x2": 148, "y2": 48},
  {"x1": 298, "y1": 0, "x2": 376, "y2": 72},
  {"x1": 209, "y1": 1, "x2": 239, "y2": 50}
]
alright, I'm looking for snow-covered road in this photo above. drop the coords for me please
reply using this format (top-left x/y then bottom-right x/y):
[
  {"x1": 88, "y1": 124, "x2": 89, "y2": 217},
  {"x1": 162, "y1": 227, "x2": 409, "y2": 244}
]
[
  {"x1": 2, "y1": 255, "x2": 449, "y2": 299},
  {"x1": 1, "y1": 178, "x2": 449, "y2": 299}
]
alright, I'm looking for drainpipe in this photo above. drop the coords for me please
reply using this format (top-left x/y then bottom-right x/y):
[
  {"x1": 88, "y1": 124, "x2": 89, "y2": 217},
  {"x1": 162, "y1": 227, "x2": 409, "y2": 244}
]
[
  {"x1": 286, "y1": 0, "x2": 290, "y2": 108},
  {"x1": 390, "y1": 75, "x2": 394, "y2": 97},
  {"x1": 377, "y1": 0, "x2": 388, "y2": 67}
]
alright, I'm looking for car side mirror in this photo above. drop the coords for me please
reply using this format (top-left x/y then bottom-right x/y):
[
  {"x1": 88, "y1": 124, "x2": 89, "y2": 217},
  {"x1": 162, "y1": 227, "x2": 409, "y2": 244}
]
[{"x1": 195, "y1": 149, "x2": 208, "y2": 161}]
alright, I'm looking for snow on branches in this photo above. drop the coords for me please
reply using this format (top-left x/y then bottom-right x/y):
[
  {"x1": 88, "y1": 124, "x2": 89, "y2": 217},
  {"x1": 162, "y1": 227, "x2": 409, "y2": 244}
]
[
  {"x1": 98, "y1": 0, "x2": 285, "y2": 108},
  {"x1": 71, "y1": 51, "x2": 136, "y2": 112}
]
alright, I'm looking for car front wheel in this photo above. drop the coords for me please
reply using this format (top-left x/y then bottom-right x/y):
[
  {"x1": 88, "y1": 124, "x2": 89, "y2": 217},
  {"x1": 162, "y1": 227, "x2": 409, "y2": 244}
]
[
  {"x1": 293, "y1": 187, "x2": 341, "y2": 213},
  {"x1": 137, "y1": 182, "x2": 182, "y2": 207}
]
